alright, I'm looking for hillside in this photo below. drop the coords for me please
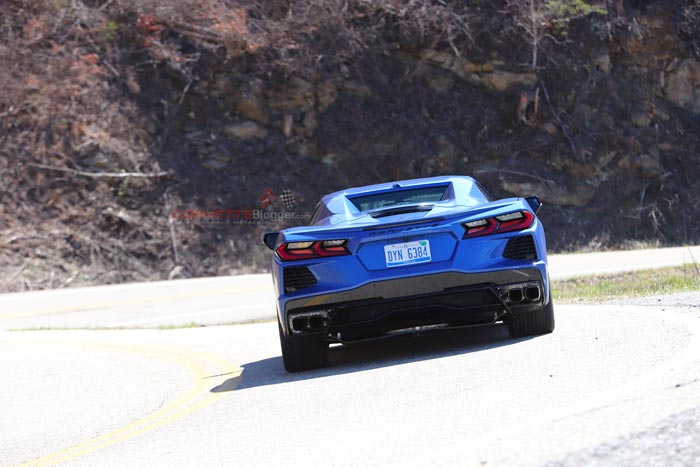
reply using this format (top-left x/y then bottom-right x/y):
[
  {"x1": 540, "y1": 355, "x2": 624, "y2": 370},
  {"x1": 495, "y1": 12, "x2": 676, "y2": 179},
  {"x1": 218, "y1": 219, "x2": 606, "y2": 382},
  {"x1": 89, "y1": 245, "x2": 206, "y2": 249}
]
[{"x1": 1, "y1": 0, "x2": 700, "y2": 291}]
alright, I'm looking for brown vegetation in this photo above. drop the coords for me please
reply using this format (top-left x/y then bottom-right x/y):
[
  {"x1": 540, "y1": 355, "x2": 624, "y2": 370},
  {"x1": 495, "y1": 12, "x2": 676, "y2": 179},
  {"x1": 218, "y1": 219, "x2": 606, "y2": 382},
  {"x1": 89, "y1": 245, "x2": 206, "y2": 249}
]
[{"x1": 1, "y1": 0, "x2": 699, "y2": 292}]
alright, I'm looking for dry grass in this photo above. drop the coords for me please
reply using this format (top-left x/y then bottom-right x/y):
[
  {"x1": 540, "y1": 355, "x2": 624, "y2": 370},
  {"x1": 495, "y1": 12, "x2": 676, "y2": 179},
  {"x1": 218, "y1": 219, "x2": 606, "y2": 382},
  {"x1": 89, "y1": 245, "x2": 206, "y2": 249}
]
[{"x1": 553, "y1": 265, "x2": 700, "y2": 303}]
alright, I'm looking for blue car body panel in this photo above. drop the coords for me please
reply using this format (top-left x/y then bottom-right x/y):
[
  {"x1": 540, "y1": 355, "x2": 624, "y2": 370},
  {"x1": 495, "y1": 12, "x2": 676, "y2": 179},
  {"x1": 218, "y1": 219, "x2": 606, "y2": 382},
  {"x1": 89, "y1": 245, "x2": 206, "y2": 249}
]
[{"x1": 268, "y1": 175, "x2": 550, "y2": 339}]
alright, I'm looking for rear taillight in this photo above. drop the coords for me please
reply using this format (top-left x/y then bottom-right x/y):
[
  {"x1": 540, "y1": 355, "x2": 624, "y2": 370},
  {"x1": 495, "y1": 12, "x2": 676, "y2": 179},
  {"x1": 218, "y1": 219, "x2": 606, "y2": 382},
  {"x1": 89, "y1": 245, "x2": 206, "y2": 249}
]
[
  {"x1": 276, "y1": 242, "x2": 316, "y2": 261},
  {"x1": 463, "y1": 218, "x2": 498, "y2": 237},
  {"x1": 495, "y1": 211, "x2": 535, "y2": 233},
  {"x1": 276, "y1": 240, "x2": 349, "y2": 261},
  {"x1": 314, "y1": 240, "x2": 348, "y2": 257},
  {"x1": 463, "y1": 211, "x2": 534, "y2": 238}
]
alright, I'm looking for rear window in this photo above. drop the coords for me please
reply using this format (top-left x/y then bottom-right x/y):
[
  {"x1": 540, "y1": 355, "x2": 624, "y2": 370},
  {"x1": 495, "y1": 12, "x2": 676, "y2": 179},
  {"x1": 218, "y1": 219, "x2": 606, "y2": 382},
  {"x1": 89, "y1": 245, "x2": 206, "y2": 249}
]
[{"x1": 348, "y1": 185, "x2": 448, "y2": 212}]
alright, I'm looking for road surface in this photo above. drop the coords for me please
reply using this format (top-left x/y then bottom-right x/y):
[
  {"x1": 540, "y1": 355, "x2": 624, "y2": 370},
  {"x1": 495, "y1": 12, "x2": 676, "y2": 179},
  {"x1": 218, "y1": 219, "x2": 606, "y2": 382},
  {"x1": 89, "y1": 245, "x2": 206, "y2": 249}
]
[
  {"x1": 0, "y1": 246, "x2": 699, "y2": 466},
  {"x1": 1, "y1": 245, "x2": 699, "y2": 330}
]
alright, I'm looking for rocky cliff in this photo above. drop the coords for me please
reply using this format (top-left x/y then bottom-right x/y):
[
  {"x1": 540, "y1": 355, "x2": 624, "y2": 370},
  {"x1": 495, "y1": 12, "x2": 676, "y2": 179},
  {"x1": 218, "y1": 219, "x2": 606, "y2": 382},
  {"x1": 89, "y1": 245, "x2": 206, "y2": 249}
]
[{"x1": 1, "y1": 0, "x2": 699, "y2": 291}]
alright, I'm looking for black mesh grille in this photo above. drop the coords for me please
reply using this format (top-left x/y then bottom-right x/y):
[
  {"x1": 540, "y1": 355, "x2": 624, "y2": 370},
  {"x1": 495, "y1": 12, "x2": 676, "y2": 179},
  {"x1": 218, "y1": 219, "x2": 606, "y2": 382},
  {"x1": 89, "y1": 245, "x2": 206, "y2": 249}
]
[
  {"x1": 503, "y1": 236, "x2": 537, "y2": 260},
  {"x1": 283, "y1": 266, "x2": 317, "y2": 293}
]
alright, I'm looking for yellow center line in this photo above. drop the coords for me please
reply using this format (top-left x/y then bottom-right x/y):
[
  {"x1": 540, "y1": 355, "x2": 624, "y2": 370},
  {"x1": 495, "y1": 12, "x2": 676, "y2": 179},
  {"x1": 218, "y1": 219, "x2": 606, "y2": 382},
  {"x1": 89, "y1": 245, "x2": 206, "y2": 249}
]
[
  {"x1": 0, "y1": 286, "x2": 270, "y2": 320},
  {"x1": 5, "y1": 340, "x2": 243, "y2": 467}
]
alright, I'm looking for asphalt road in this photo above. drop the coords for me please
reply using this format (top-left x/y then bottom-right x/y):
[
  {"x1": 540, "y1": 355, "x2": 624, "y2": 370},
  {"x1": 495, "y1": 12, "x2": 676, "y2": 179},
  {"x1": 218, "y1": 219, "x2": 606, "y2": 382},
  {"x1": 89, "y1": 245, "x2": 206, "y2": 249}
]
[
  {"x1": 1, "y1": 245, "x2": 699, "y2": 330},
  {"x1": 1, "y1": 246, "x2": 699, "y2": 467}
]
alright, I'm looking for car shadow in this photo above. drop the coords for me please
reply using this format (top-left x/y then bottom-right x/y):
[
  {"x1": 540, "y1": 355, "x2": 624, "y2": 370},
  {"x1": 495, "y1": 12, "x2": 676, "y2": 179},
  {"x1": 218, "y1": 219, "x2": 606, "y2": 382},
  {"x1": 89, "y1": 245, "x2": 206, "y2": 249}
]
[{"x1": 212, "y1": 324, "x2": 533, "y2": 392}]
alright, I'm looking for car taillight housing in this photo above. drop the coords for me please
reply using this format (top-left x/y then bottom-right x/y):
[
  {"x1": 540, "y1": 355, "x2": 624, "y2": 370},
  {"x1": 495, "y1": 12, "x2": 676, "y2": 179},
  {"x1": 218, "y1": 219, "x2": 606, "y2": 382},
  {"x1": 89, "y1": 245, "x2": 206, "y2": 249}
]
[
  {"x1": 462, "y1": 211, "x2": 534, "y2": 238},
  {"x1": 276, "y1": 240, "x2": 349, "y2": 261}
]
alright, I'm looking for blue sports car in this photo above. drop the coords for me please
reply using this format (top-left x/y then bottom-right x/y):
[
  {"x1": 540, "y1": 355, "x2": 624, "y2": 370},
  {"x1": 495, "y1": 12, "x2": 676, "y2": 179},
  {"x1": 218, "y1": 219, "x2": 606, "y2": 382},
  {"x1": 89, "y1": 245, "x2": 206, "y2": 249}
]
[{"x1": 263, "y1": 175, "x2": 554, "y2": 372}]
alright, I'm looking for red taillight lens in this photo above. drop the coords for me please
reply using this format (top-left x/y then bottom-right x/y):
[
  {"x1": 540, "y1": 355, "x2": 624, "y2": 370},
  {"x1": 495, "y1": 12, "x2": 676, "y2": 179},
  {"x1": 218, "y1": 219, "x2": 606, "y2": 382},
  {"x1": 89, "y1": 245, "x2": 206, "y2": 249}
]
[
  {"x1": 314, "y1": 240, "x2": 349, "y2": 257},
  {"x1": 463, "y1": 217, "x2": 498, "y2": 238},
  {"x1": 496, "y1": 210, "x2": 534, "y2": 233},
  {"x1": 463, "y1": 211, "x2": 534, "y2": 238},
  {"x1": 276, "y1": 240, "x2": 349, "y2": 261},
  {"x1": 276, "y1": 242, "x2": 317, "y2": 261}
]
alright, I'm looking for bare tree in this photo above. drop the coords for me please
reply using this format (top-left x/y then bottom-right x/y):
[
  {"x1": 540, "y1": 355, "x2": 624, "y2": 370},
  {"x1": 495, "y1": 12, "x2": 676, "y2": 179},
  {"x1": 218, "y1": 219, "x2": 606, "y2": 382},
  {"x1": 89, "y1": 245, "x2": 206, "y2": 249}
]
[{"x1": 506, "y1": 0, "x2": 607, "y2": 69}]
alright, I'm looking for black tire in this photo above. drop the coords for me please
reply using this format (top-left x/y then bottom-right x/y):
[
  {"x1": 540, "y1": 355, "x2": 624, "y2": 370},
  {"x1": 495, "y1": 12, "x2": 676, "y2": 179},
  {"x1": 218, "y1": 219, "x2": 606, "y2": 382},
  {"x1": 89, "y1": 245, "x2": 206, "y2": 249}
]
[
  {"x1": 506, "y1": 294, "x2": 555, "y2": 338},
  {"x1": 278, "y1": 321, "x2": 328, "y2": 372}
]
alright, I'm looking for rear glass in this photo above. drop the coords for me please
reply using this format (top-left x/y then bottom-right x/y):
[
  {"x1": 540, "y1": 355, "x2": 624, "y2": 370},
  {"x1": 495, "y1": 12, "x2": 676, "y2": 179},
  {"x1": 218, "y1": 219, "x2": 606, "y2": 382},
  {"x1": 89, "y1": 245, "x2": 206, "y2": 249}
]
[{"x1": 348, "y1": 185, "x2": 448, "y2": 212}]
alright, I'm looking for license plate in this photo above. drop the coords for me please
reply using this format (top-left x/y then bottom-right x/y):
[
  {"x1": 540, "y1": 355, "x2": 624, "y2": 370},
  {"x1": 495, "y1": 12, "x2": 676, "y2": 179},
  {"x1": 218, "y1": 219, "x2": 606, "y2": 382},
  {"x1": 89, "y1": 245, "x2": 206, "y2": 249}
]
[{"x1": 384, "y1": 240, "x2": 432, "y2": 268}]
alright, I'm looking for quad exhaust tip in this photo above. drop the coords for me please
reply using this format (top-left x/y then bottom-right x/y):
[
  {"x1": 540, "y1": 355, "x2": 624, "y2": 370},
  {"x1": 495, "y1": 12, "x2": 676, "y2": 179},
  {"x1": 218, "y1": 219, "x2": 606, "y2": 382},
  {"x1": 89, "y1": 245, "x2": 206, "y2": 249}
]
[
  {"x1": 508, "y1": 289, "x2": 524, "y2": 303},
  {"x1": 525, "y1": 286, "x2": 541, "y2": 301},
  {"x1": 504, "y1": 283, "x2": 542, "y2": 304},
  {"x1": 290, "y1": 310, "x2": 331, "y2": 334}
]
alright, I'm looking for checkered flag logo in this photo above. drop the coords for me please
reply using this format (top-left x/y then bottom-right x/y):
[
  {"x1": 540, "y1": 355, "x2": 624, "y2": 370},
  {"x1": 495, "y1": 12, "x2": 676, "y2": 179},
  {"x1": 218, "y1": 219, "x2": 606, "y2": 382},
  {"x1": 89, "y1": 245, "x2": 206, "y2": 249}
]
[{"x1": 279, "y1": 188, "x2": 296, "y2": 210}]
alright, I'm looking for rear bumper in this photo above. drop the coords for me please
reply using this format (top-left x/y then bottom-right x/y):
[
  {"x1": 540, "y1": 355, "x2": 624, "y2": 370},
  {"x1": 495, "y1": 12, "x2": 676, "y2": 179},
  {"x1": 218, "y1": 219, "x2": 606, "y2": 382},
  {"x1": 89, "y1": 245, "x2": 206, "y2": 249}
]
[{"x1": 279, "y1": 267, "x2": 548, "y2": 340}]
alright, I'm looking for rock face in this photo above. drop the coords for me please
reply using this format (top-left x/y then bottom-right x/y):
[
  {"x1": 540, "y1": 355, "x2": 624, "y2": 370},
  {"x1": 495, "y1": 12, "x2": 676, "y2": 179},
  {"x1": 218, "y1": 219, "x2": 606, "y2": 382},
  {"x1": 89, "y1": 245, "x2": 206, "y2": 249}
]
[
  {"x1": 500, "y1": 180, "x2": 597, "y2": 208},
  {"x1": 419, "y1": 48, "x2": 537, "y2": 91},
  {"x1": 664, "y1": 59, "x2": 700, "y2": 114},
  {"x1": 595, "y1": 53, "x2": 612, "y2": 73},
  {"x1": 234, "y1": 79, "x2": 269, "y2": 124},
  {"x1": 617, "y1": 152, "x2": 664, "y2": 178},
  {"x1": 225, "y1": 121, "x2": 268, "y2": 140},
  {"x1": 236, "y1": 93, "x2": 269, "y2": 124},
  {"x1": 316, "y1": 81, "x2": 338, "y2": 112},
  {"x1": 419, "y1": 49, "x2": 454, "y2": 68},
  {"x1": 480, "y1": 70, "x2": 537, "y2": 92},
  {"x1": 8, "y1": 0, "x2": 700, "y2": 296},
  {"x1": 202, "y1": 152, "x2": 231, "y2": 170}
]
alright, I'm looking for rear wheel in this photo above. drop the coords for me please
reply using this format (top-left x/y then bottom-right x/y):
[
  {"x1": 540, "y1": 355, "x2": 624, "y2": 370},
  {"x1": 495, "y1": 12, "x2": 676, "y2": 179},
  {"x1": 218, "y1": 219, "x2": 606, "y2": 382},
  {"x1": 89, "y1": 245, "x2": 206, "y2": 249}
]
[
  {"x1": 278, "y1": 321, "x2": 328, "y2": 372},
  {"x1": 506, "y1": 294, "x2": 555, "y2": 338}
]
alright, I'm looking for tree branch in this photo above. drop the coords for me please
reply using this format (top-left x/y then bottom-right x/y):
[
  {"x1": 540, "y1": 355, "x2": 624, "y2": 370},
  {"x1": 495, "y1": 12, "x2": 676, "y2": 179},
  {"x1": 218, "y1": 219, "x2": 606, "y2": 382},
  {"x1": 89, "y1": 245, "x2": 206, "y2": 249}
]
[
  {"x1": 27, "y1": 163, "x2": 173, "y2": 179},
  {"x1": 497, "y1": 169, "x2": 555, "y2": 185},
  {"x1": 538, "y1": 77, "x2": 578, "y2": 158}
]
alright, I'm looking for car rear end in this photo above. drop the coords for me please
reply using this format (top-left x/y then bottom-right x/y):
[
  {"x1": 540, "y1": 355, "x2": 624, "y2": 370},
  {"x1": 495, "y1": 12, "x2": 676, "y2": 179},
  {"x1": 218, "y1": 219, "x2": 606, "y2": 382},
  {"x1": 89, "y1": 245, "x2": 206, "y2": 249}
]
[{"x1": 271, "y1": 177, "x2": 550, "y2": 345}]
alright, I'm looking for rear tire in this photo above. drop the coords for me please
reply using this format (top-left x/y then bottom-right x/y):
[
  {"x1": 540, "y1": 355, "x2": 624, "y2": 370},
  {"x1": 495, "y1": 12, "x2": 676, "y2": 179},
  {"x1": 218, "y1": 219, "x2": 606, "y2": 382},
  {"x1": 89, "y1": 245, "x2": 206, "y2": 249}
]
[
  {"x1": 506, "y1": 293, "x2": 555, "y2": 338},
  {"x1": 278, "y1": 321, "x2": 328, "y2": 372}
]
